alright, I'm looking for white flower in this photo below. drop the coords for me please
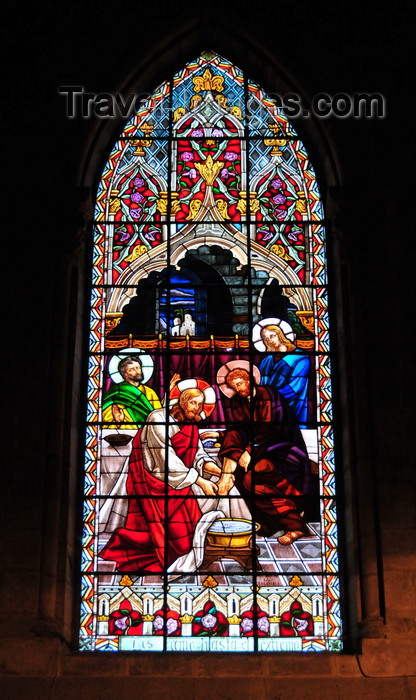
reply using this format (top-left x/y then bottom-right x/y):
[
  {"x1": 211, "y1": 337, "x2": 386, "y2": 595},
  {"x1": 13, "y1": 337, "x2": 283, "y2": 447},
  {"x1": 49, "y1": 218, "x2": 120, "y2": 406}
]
[
  {"x1": 201, "y1": 613, "x2": 217, "y2": 629},
  {"x1": 153, "y1": 615, "x2": 164, "y2": 631}
]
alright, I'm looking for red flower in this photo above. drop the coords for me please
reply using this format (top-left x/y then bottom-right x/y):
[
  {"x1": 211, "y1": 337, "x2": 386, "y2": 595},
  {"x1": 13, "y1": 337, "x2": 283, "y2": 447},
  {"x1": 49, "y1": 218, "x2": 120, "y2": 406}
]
[
  {"x1": 240, "y1": 605, "x2": 270, "y2": 637},
  {"x1": 153, "y1": 607, "x2": 181, "y2": 636},
  {"x1": 193, "y1": 601, "x2": 229, "y2": 637},
  {"x1": 108, "y1": 599, "x2": 143, "y2": 636},
  {"x1": 280, "y1": 601, "x2": 313, "y2": 637}
]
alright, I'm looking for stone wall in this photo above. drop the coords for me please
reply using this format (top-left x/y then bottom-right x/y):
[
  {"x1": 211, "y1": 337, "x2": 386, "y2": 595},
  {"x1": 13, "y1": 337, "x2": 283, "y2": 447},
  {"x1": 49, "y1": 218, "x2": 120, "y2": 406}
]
[{"x1": 2, "y1": 2, "x2": 415, "y2": 697}]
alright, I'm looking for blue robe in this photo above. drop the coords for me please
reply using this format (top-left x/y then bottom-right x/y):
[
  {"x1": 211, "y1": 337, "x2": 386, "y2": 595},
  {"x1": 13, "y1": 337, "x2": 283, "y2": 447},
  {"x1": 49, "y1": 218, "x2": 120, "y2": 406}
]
[{"x1": 259, "y1": 351, "x2": 310, "y2": 427}]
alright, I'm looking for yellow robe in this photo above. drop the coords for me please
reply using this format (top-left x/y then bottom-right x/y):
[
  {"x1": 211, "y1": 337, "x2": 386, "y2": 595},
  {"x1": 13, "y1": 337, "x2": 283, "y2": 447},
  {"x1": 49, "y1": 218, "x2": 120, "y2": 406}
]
[{"x1": 102, "y1": 384, "x2": 162, "y2": 429}]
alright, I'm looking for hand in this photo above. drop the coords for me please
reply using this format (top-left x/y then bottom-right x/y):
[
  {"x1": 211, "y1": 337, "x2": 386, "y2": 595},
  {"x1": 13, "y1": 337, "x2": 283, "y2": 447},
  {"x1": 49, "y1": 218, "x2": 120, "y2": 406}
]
[
  {"x1": 238, "y1": 450, "x2": 251, "y2": 471},
  {"x1": 203, "y1": 461, "x2": 222, "y2": 477},
  {"x1": 196, "y1": 477, "x2": 219, "y2": 496},
  {"x1": 200, "y1": 430, "x2": 220, "y2": 440},
  {"x1": 217, "y1": 473, "x2": 235, "y2": 496},
  {"x1": 169, "y1": 373, "x2": 181, "y2": 393},
  {"x1": 112, "y1": 404, "x2": 125, "y2": 423}
]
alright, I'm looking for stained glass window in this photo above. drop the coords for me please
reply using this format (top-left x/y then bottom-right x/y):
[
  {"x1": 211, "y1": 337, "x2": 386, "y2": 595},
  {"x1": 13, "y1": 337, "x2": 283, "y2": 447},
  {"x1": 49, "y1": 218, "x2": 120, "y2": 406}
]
[{"x1": 80, "y1": 52, "x2": 342, "y2": 653}]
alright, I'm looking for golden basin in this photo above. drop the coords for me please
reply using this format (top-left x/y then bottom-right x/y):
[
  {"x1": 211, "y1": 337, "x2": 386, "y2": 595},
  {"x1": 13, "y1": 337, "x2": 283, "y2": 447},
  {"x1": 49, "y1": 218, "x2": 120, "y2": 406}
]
[{"x1": 206, "y1": 519, "x2": 260, "y2": 548}]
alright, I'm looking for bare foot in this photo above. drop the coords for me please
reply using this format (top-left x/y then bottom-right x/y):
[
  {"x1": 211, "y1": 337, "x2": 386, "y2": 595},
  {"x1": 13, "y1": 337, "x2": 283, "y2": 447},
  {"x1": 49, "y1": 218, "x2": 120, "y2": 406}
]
[
  {"x1": 217, "y1": 473, "x2": 235, "y2": 496},
  {"x1": 278, "y1": 530, "x2": 304, "y2": 546}
]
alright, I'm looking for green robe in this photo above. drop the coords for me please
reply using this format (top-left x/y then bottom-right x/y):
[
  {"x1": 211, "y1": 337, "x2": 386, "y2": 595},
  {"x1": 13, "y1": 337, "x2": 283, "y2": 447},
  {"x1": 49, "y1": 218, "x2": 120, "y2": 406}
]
[{"x1": 102, "y1": 381, "x2": 160, "y2": 426}]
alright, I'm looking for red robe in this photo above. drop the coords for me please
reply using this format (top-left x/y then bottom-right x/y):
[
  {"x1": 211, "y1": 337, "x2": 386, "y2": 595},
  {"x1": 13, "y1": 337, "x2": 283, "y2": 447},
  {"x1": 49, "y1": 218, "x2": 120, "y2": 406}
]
[{"x1": 99, "y1": 423, "x2": 203, "y2": 572}]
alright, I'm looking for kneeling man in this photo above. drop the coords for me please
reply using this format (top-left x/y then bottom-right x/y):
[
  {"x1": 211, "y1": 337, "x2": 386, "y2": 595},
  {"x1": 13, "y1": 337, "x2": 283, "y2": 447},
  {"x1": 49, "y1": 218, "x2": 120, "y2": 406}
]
[{"x1": 100, "y1": 385, "x2": 249, "y2": 573}]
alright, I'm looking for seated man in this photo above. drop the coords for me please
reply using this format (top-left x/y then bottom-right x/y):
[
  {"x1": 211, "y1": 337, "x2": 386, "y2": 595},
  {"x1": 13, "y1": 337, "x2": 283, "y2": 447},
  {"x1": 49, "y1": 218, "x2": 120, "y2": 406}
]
[
  {"x1": 217, "y1": 368, "x2": 311, "y2": 546},
  {"x1": 102, "y1": 355, "x2": 165, "y2": 428},
  {"x1": 99, "y1": 385, "x2": 250, "y2": 574},
  {"x1": 99, "y1": 355, "x2": 179, "y2": 526}
]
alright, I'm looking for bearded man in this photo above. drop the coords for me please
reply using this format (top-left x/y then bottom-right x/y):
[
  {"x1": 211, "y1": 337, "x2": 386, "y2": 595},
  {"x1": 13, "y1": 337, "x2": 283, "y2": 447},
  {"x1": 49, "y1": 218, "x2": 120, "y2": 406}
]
[
  {"x1": 99, "y1": 356, "x2": 180, "y2": 527},
  {"x1": 102, "y1": 355, "x2": 166, "y2": 428},
  {"x1": 99, "y1": 386, "x2": 249, "y2": 573},
  {"x1": 217, "y1": 368, "x2": 311, "y2": 546}
]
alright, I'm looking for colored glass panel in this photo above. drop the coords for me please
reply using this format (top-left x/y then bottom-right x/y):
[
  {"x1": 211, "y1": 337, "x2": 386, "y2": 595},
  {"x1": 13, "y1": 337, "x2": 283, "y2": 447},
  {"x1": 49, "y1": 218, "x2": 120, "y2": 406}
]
[{"x1": 80, "y1": 54, "x2": 342, "y2": 653}]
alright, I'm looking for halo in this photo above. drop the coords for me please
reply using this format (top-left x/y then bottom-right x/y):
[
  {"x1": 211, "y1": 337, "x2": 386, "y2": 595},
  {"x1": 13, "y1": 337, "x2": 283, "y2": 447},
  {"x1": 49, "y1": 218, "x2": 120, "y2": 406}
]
[
  {"x1": 252, "y1": 317, "x2": 295, "y2": 352},
  {"x1": 216, "y1": 360, "x2": 261, "y2": 397},
  {"x1": 169, "y1": 378, "x2": 216, "y2": 419},
  {"x1": 108, "y1": 349, "x2": 154, "y2": 384}
]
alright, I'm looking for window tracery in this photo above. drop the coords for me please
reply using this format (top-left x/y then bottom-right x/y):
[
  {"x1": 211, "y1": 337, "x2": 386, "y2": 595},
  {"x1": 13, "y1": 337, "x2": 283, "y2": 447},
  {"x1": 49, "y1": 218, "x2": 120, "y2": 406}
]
[{"x1": 80, "y1": 52, "x2": 342, "y2": 653}]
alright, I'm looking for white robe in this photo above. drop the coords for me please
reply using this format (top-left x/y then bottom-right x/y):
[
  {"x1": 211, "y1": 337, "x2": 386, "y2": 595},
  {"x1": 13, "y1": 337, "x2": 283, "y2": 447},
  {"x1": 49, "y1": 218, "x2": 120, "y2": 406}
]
[{"x1": 99, "y1": 408, "x2": 251, "y2": 574}]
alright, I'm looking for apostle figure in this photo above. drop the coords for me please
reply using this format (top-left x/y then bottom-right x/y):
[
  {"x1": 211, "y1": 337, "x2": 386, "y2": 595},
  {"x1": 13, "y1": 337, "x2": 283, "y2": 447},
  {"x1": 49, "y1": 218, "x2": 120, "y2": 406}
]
[
  {"x1": 216, "y1": 364, "x2": 311, "y2": 546},
  {"x1": 253, "y1": 318, "x2": 311, "y2": 428},
  {"x1": 102, "y1": 353, "x2": 166, "y2": 428},
  {"x1": 99, "y1": 380, "x2": 250, "y2": 573},
  {"x1": 99, "y1": 352, "x2": 180, "y2": 529}
]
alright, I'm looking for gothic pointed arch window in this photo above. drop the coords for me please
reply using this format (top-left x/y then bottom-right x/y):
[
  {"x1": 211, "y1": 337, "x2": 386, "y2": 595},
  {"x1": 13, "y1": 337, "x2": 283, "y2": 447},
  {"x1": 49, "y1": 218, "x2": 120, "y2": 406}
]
[{"x1": 80, "y1": 52, "x2": 342, "y2": 652}]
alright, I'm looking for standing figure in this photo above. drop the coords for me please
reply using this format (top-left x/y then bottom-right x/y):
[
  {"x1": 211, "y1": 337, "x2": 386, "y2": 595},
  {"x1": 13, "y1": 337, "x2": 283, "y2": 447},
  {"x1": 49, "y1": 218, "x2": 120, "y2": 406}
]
[
  {"x1": 254, "y1": 320, "x2": 310, "y2": 428},
  {"x1": 217, "y1": 366, "x2": 311, "y2": 546}
]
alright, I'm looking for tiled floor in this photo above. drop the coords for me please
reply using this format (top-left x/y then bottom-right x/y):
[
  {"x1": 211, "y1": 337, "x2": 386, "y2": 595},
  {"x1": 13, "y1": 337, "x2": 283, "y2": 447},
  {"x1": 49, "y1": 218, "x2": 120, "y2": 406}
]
[
  {"x1": 98, "y1": 522, "x2": 322, "y2": 587},
  {"x1": 143, "y1": 522, "x2": 322, "y2": 587},
  {"x1": 204, "y1": 522, "x2": 321, "y2": 586}
]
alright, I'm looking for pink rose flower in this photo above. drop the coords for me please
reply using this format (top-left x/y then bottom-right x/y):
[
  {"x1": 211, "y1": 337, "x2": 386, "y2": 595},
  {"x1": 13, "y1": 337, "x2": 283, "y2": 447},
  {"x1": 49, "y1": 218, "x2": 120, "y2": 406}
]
[
  {"x1": 241, "y1": 618, "x2": 254, "y2": 633},
  {"x1": 257, "y1": 617, "x2": 270, "y2": 633},
  {"x1": 114, "y1": 616, "x2": 129, "y2": 631},
  {"x1": 294, "y1": 618, "x2": 309, "y2": 632},
  {"x1": 153, "y1": 615, "x2": 164, "y2": 631},
  {"x1": 201, "y1": 613, "x2": 217, "y2": 629},
  {"x1": 259, "y1": 229, "x2": 273, "y2": 241},
  {"x1": 166, "y1": 618, "x2": 178, "y2": 635},
  {"x1": 273, "y1": 194, "x2": 286, "y2": 205}
]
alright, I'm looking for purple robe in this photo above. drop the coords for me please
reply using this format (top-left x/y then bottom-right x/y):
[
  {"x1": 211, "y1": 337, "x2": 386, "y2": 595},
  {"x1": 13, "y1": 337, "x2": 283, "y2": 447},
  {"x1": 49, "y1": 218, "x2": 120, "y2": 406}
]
[{"x1": 219, "y1": 385, "x2": 311, "y2": 536}]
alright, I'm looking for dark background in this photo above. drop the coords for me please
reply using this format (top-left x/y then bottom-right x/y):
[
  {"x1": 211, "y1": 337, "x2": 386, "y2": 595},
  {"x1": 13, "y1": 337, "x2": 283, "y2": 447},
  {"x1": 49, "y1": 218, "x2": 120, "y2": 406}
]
[{"x1": 2, "y1": 1, "x2": 416, "y2": 695}]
